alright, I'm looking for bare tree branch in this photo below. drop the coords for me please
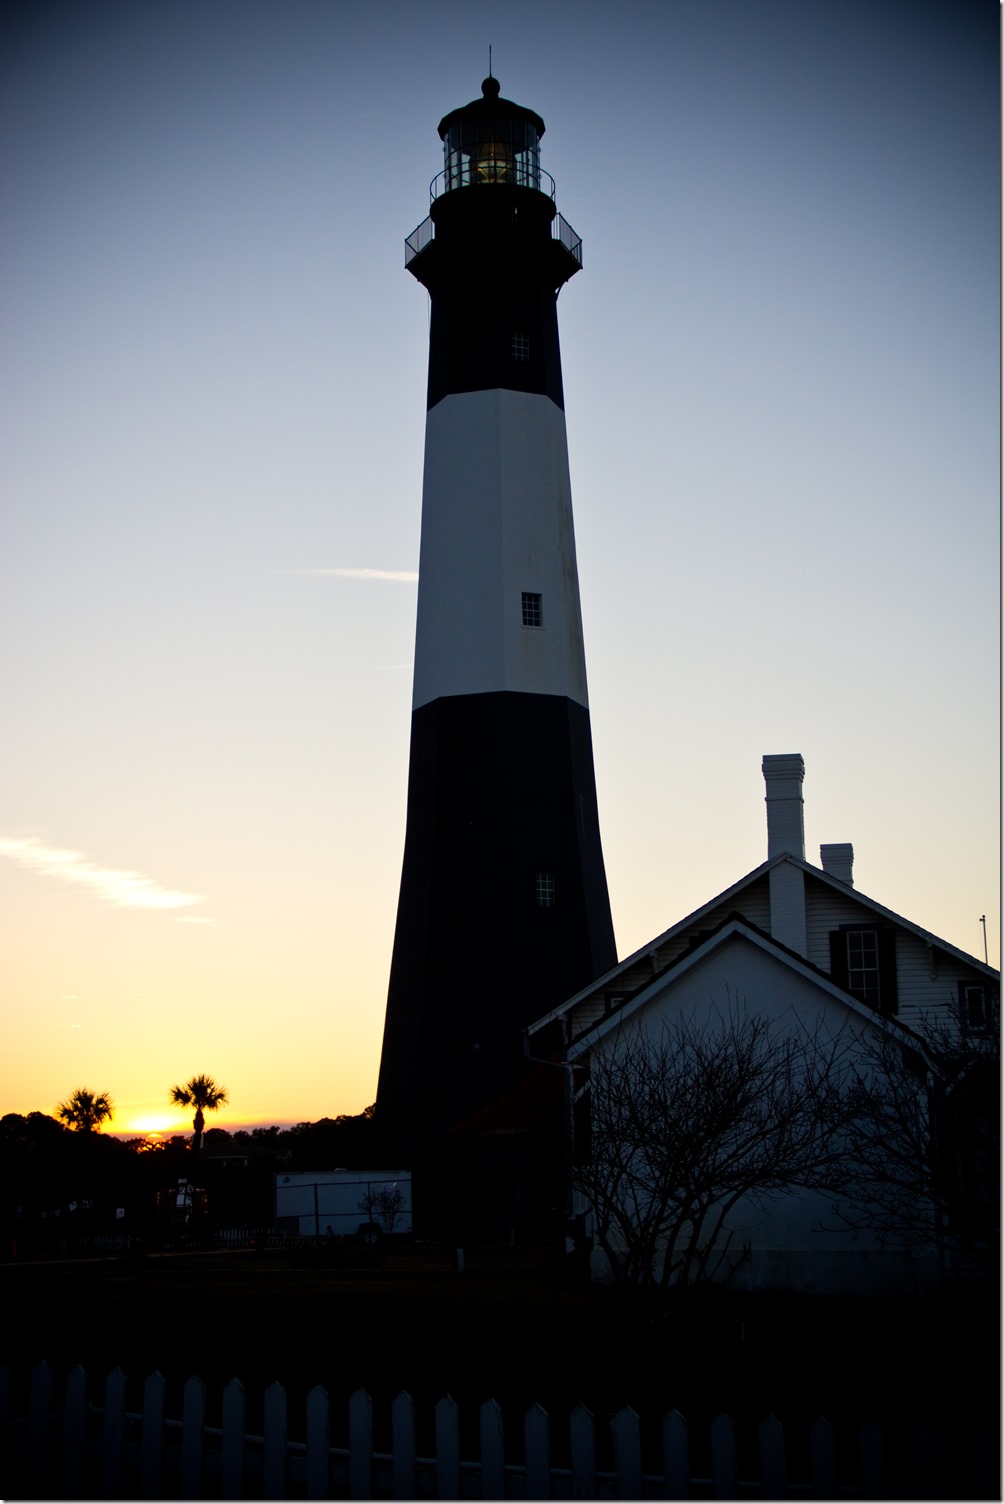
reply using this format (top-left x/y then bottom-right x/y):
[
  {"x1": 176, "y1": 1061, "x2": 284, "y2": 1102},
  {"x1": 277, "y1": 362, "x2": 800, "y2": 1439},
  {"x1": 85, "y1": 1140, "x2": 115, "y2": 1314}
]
[
  {"x1": 832, "y1": 994, "x2": 999, "y2": 1274},
  {"x1": 574, "y1": 994, "x2": 858, "y2": 1289}
]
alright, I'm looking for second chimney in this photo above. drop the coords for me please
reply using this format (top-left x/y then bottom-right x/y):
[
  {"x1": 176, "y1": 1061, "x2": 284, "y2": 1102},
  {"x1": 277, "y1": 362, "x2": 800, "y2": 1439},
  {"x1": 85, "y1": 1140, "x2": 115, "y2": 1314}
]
[{"x1": 820, "y1": 843, "x2": 854, "y2": 886}]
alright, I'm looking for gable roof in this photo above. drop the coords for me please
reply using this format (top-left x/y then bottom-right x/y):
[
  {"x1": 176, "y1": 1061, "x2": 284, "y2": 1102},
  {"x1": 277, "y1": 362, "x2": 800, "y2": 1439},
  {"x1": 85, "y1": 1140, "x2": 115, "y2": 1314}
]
[
  {"x1": 555, "y1": 911, "x2": 927, "y2": 1060},
  {"x1": 528, "y1": 853, "x2": 998, "y2": 1041}
]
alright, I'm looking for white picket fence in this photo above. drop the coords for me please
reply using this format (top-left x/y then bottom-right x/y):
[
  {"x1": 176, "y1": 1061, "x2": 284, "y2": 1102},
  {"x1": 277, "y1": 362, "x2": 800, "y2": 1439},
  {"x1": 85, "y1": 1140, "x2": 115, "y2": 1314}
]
[{"x1": 0, "y1": 1361, "x2": 996, "y2": 1499}]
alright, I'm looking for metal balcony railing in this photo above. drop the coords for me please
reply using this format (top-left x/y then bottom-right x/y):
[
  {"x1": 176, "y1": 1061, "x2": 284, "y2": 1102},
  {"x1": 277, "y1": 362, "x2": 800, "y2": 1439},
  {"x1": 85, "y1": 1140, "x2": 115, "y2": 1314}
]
[
  {"x1": 405, "y1": 216, "x2": 434, "y2": 266},
  {"x1": 405, "y1": 210, "x2": 583, "y2": 269},
  {"x1": 430, "y1": 163, "x2": 556, "y2": 201},
  {"x1": 553, "y1": 214, "x2": 583, "y2": 267}
]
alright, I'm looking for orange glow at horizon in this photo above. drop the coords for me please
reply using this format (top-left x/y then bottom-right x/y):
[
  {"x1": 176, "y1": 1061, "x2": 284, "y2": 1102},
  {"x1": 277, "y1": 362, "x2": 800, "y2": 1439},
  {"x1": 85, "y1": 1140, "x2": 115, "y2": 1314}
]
[
  {"x1": 106, "y1": 1113, "x2": 319, "y2": 1141},
  {"x1": 123, "y1": 1113, "x2": 191, "y2": 1136}
]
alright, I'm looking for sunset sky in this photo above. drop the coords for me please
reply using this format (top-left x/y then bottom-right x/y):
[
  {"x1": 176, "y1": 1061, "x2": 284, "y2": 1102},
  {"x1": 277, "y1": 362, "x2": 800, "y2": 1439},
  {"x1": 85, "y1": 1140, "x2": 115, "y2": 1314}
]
[{"x1": 2, "y1": 0, "x2": 998, "y2": 1138}]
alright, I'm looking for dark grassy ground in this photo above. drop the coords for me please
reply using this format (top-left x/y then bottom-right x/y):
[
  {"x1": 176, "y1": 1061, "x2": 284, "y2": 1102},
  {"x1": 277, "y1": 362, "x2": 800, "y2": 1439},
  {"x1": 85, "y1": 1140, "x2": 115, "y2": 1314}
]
[
  {"x1": 2, "y1": 1241, "x2": 997, "y2": 1436},
  {"x1": 2, "y1": 1245, "x2": 998, "y2": 1499},
  {"x1": 3, "y1": 1233, "x2": 997, "y2": 1407}
]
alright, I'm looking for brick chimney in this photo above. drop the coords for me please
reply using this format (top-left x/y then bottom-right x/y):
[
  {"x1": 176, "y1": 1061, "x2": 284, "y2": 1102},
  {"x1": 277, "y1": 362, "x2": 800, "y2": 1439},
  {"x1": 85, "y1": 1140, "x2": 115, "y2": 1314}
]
[
  {"x1": 763, "y1": 754, "x2": 807, "y2": 956},
  {"x1": 820, "y1": 843, "x2": 854, "y2": 886},
  {"x1": 762, "y1": 754, "x2": 806, "y2": 859}
]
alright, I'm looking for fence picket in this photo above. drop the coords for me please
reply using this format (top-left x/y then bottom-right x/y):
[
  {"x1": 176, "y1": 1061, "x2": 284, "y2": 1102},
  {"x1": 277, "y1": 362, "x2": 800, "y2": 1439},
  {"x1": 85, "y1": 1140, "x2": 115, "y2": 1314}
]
[
  {"x1": 392, "y1": 1391, "x2": 417, "y2": 1500},
  {"x1": 663, "y1": 1408, "x2": 690, "y2": 1500},
  {"x1": 180, "y1": 1374, "x2": 206, "y2": 1500},
  {"x1": 222, "y1": 1377, "x2": 246, "y2": 1500},
  {"x1": 710, "y1": 1413, "x2": 737, "y2": 1501},
  {"x1": 141, "y1": 1372, "x2": 166, "y2": 1501},
  {"x1": 264, "y1": 1381, "x2": 288, "y2": 1500},
  {"x1": 100, "y1": 1367, "x2": 127, "y2": 1499},
  {"x1": 612, "y1": 1406, "x2": 641, "y2": 1501},
  {"x1": 435, "y1": 1395, "x2": 461, "y2": 1500},
  {"x1": 350, "y1": 1387, "x2": 373, "y2": 1499},
  {"x1": 758, "y1": 1413, "x2": 786, "y2": 1500},
  {"x1": 24, "y1": 1359, "x2": 53, "y2": 1495},
  {"x1": 480, "y1": 1398, "x2": 505, "y2": 1500},
  {"x1": 58, "y1": 1365, "x2": 87, "y2": 1498},
  {"x1": 810, "y1": 1416, "x2": 836, "y2": 1501},
  {"x1": 569, "y1": 1404, "x2": 595, "y2": 1500},
  {"x1": 525, "y1": 1402, "x2": 551, "y2": 1501},
  {"x1": 306, "y1": 1385, "x2": 330, "y2": 1500},
  {"x1": 859, "y1": 1420, "x2": 887, "y2": 1499}
]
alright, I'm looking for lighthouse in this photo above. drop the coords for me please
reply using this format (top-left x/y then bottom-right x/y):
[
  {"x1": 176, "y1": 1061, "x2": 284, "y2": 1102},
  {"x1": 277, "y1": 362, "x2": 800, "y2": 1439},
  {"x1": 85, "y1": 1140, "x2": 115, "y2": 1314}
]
[{"x1": 375, "y1": 78, "x2": 616, "y2": 1211}]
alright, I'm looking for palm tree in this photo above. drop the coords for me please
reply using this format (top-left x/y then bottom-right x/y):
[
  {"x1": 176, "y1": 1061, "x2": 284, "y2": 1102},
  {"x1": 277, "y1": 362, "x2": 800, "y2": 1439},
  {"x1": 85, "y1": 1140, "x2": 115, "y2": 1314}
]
[
  {"x1": 169, "y1": 1074, "x2": 228, "y2": 1151},
  {"x1": 56, "y1": 1088, "x2": 114, "y2": 1133}
]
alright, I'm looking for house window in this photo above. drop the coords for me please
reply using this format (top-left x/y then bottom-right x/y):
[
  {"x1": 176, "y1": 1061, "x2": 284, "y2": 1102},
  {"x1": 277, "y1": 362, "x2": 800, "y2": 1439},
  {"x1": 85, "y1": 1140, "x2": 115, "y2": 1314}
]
[
  {"x1": 829, "y1": 925, "x2": 898, "y2": 1014},
  {"x1": 512, "y1": 332, "x2": 530, "y2": 361},
  {"x1": 846, "y1": 929, "x2": 880, "y2": 1004},
  {"x1": 959, "y1": 981, "x2": 990, "y2": 1032},
  {"x1": 521, "y1": 592, "x2": 542, "y2": 627},
  {"x1": 535, "y1": 872, "x2": 555, "y2": 908}
]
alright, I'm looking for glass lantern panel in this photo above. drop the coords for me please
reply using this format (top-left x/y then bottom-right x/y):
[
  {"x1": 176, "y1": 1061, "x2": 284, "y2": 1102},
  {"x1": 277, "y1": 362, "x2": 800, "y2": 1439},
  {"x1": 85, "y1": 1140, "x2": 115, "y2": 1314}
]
[{"x1": 443, "y1": 117, "x2": 540, "y2": 191}]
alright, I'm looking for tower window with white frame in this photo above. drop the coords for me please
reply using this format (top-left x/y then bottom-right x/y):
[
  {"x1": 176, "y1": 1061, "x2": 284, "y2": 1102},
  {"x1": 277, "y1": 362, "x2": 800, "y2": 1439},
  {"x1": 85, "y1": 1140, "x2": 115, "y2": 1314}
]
[
  {"x1": 512, "y1": 331, "x2": 530, "y2": 361},
  {"x1": 535, "y1": 872, "x2": 555, "y2": 908},
  {"x1": 521, "y1": 592, "x2": 542, "y2": 628}
]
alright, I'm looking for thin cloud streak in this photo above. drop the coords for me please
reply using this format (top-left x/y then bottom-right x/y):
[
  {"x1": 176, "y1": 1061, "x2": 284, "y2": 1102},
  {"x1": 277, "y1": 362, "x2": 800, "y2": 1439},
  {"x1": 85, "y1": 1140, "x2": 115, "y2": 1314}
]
[
  {"x1": 286, "y1": 567, "x2": 418, "y2": 582},
  {"x1": 0, "y1": 836, "x2": 204, "y2": 912}
]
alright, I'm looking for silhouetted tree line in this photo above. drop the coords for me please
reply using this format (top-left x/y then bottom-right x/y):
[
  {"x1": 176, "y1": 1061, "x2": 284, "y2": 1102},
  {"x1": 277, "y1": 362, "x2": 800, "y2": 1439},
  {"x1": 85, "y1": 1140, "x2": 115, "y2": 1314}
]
[
  {"x1": 0, "y1": 1107, "x2": 376, "y2": 1259},
  {"x1": 199, "y1": 1106, "x2": 376, "y2": 1169}
]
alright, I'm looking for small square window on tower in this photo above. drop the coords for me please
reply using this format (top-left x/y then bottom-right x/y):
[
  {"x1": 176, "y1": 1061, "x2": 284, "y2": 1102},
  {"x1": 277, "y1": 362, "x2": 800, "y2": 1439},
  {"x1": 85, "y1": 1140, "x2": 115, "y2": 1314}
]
[
  {"x1": 535, "y1": 872, "x2": 555, "y2": 908},
  {"x1": 521, "y1": 592, "x2": 542, "y2": 628},
  {"x1": 512, "y1": 332, "x2": 530, "y2": 361}
]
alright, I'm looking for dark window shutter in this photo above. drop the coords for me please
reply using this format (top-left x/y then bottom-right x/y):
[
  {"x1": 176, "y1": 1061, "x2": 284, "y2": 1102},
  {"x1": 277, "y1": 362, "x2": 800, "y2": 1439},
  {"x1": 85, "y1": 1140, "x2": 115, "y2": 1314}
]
[
  {"x1": 829, "y1": 930, "x2": 849, "y2": 989},
  {"x1": 878, "y1": 929, "x2": 898, "y2": 1014}
]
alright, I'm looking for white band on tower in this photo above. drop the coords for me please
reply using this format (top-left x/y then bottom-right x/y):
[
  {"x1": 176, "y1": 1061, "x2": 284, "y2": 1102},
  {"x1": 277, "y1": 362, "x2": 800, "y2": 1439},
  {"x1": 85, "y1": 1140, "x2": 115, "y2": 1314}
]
[{"x1": 413, "y1": 388, "x2": 589, "y2": 711}]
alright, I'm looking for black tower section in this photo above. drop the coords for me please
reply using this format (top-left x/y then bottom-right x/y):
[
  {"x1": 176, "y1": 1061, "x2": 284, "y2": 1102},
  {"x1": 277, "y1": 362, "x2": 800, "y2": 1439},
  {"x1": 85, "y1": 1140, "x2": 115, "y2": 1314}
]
[{"x1": 375, "y1": 79, "x2": 616, "y2": 1232}]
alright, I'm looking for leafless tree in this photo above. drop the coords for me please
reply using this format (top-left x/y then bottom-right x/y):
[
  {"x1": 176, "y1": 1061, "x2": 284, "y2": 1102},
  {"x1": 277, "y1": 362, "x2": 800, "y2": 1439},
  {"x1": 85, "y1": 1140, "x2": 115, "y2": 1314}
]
[
  {"x1": 574, "y1": 998, "x2": 857, "y2": 1289},
  {"x1": 373, "y1": 1183, "x2": 406, "y2": 1234},
  {"x1": 358, "y1": 1181, "x2": 406, "y2": 1235},
  {"x1": 831, "y1": 1035, "x2": 939, "y2": 1256},
  {"x1": 835, "y1": 995, "x2": 999, "y2": 1273}
]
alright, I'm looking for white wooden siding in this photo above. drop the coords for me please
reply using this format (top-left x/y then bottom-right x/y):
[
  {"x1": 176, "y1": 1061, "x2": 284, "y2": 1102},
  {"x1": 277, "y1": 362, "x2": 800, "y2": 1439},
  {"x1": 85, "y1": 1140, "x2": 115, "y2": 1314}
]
[{"x1": 804, "y1": 879, "x2": 989, "y2": 1034}]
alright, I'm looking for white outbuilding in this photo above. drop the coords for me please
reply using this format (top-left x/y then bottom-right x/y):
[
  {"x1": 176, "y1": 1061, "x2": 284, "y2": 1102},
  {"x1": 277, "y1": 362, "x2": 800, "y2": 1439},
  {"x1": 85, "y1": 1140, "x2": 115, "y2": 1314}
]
[{"x1": 527, "y1": 755, "x2": 998, "y2": 1293}]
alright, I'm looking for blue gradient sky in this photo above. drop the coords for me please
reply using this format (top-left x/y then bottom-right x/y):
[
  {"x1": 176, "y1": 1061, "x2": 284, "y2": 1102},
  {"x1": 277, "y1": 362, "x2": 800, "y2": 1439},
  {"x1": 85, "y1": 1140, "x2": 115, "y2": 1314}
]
[{"x1": 2, "y1": 1, "x2": 998, "y2": 1134}]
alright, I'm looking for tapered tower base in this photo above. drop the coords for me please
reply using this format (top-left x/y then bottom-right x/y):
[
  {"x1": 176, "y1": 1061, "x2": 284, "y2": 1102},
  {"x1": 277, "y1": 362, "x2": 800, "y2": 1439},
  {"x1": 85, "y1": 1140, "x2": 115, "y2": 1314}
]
[{"x1": 377, "y1": 689, "x2": 615, "y2": 1159}]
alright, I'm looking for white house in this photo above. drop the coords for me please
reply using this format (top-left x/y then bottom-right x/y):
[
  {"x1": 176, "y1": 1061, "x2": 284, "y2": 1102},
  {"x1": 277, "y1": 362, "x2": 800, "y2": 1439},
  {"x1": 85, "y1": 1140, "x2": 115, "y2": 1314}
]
[{"x1": 527, "y1": 755, "x2": 998, "y2": 1294}]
